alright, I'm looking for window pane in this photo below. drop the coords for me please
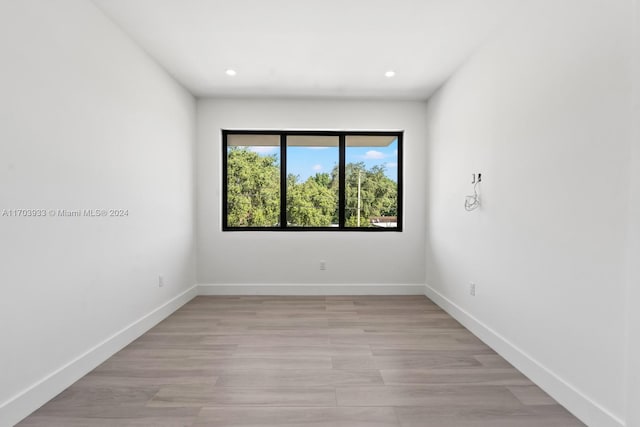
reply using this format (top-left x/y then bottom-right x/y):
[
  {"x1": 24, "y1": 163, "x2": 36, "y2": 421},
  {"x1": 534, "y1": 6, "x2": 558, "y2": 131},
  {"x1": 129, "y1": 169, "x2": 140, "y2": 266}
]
[
  {"x1": 345, "y1": 135, "x2": 399, "y2": 228},
  {"x1": 286, "y1": 135, "x2": 339, "y2": 227},
  {"x1": 226, "y1": 134, "x2": 280, "y2": 227}
]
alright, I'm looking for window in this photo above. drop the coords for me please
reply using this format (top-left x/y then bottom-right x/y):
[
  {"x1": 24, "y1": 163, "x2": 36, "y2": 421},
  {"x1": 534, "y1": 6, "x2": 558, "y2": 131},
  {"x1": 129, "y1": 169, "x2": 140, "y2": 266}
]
[{"x1": 223, "y1": 130, "x2": 402, "y2": 231}]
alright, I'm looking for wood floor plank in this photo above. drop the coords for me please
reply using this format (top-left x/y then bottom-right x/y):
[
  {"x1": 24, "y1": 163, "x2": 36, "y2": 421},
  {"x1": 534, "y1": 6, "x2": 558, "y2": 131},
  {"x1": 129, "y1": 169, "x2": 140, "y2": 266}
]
[
  {"x1": 95, "y1": 358, "x2": 226, "y2": 371},
  {"x1": 70, "y1": 372, "x2": 218, "y2": 388},
  {"x1": 215, "y1": 369, "x2": 384, "y2": 387},
  {"x1": 157, "y1": 356, "x2": 333, "y2": 370},
  {"x1": 233, "y1": 344, "x2": 372, "y2": 357},
  {"x1": 193, "y1": 406, "x2": 399, "y2": 426},
  {"x1": 332, "y1": 356, "x2": 378, "y2": 370},
  {"x1": 370, "y1": 336, "x2": 495, "y2": 351},
  {"x1": 330, "y1": 333, "x2": 472, "y2": 346},
  {"x1": 380, "y1": 368, "x2": 533, "y2": 386},
  {"x1": 148, "y1": 385, "x2": 336, "y2": 407},
  {"x1": 202, "y1": 334, "x2": 330, "y2": 346},
  {"x1": 372, "y1": 354, "x2": 482, "y2": 369},
  {"x1": 112, "y1": 346, "x2": 238, "y2": 359},
  {"x1": 394, "y1": 405, "x2": 586, "y2": 427},
  {"x1": 329, "y1": 319, "x2": 465, "y2": 331},
  {"x1": 16, "y1": 415, "x2": 198, "y2": 427},
  {"x1": 87, "y1": 367, "x2": 219, "y2": 380},
  {"x1": 335, "y1": 385, "x2": 526, "y2": 408}
]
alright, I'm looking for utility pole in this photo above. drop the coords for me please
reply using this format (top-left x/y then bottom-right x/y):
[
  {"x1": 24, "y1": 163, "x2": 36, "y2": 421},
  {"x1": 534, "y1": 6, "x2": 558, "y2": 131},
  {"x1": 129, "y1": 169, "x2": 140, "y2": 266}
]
[{"x1": 357, "y1": 170, "x2": 361, "y2": 227}]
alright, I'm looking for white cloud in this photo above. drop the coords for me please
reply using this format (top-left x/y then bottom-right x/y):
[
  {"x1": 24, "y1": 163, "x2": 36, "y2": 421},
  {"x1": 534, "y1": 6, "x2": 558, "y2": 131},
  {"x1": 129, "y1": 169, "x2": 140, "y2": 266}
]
[
  {"x1": 393, "y1": 149, "x2": 398, "y2": 156},
  {"x1": 385, "y1": 162, "x2": 398, "y2": 168},
  {"x1": 312, "y1": 164, "x2": 323, "y2": 171},
  {"x1": 248, "y1": 146, "x2": 278, "y2": 154},
  {"x1": 364, "y1": 150, "x2": 385, "y2": 160}
]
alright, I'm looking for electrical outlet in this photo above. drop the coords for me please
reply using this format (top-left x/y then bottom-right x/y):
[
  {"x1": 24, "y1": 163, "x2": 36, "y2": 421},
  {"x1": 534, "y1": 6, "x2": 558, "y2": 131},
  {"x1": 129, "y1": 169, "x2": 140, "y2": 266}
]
[
  {"x1": 319, "y1": 260, "x2": 326, "y2": 271},
  {"x1": 158, "y1": 275, "x2": 165, "y2": 288},
  {"x1": 469, "y1": 282, "x2": 476, "y2": 296}
]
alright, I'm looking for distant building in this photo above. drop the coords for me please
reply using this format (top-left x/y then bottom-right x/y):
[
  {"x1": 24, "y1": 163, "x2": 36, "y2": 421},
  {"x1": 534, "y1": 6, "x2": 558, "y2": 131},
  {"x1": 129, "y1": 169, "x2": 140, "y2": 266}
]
[{"x1": 369, "y1": 216, "x2": 397, "y2": 228}]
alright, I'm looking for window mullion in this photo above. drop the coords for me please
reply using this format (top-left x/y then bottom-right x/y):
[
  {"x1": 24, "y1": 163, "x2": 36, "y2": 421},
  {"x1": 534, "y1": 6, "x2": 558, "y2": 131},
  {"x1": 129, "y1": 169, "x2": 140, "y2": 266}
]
[
  {"x1": 397, "y1": 132, "x2": 403, "y2": 231},
  {"x1": 222, "y1": 130, "x2": 229, "y2": 230},
  {"x1": 280, "y1": 133, "x2": 287, "y2": 229},
  {"x1": 338, "y1": 134, "x2": 346, "y2": 228}
]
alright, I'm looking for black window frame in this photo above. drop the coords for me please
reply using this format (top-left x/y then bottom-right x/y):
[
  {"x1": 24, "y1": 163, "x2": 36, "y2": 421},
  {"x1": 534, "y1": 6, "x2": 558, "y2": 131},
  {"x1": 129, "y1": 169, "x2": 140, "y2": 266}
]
[{"x1": 222, "y1": 129, "x2": 403, "y2": 232}]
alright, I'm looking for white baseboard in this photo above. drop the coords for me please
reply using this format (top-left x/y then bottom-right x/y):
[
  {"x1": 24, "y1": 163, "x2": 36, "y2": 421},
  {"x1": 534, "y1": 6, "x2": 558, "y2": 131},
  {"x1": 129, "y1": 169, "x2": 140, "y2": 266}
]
[
  {"x1": 423, "y1": 283, "x2": 624, "y2": 427},
  {"x1": 197, "y1": 283, "x2": 425, "y2": 296},
  {"x1": 0, "y1": 285, "x2": 198, "y2": 427}
]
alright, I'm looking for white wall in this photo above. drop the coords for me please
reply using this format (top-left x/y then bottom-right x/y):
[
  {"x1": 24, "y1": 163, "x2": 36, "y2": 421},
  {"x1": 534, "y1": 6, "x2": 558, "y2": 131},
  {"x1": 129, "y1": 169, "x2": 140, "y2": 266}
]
[
  {"x1": 197, "y1": 99, "x2": 427, "y2": 286},
  {"x1": 626, "y1": 2, "x2": 640, "y2": 425},
  {"x1": 424, "y1": 1, "x2": 632, "y2": 426},
  {"x1": 0, "y1": 1, "x2": 196, "y2": 425}
]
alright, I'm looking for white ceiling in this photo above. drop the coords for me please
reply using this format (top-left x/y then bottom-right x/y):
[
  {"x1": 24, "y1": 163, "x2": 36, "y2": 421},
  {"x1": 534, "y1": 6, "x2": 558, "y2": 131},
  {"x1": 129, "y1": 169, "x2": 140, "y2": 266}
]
[{"x1": 92, "y1": 0, "x2": 515, "y2": 100}]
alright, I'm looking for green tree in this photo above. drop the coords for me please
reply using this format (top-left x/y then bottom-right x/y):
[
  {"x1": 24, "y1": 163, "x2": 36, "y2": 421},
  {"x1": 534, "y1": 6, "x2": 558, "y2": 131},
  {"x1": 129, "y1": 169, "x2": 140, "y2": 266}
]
[
  {"x1": 344, "y1": 162, "x2": 397, "y2": 227},
  {"x1": 286, "y1": 173, "x2": 337, "y2": 226},
  {"x1": 226, "y1": 147, "x2": 280, "y2": 226}
]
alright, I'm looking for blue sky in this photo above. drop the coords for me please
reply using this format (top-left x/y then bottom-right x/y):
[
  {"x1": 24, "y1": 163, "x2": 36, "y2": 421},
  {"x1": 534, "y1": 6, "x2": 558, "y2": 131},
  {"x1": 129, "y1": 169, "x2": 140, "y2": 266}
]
[{"x1": 244, "y1": 139, "x2": 398, "y2": 182}]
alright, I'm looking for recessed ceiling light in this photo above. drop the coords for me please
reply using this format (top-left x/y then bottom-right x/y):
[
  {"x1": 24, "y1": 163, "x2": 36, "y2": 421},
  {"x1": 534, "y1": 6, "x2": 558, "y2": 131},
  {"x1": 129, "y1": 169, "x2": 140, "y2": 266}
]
[
  {"x1": 384, "y1": 70, "x2": 396, "y2": 78},
  {"x1": 225, "y1": 69, "x2": 237, "y2": 76}
]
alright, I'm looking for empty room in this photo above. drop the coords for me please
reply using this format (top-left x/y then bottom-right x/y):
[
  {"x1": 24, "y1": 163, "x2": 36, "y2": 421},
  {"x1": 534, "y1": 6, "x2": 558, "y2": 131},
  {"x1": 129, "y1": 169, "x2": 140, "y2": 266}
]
[{"x1": 1, "y1": 0, "x2": 639, "y2": 426}]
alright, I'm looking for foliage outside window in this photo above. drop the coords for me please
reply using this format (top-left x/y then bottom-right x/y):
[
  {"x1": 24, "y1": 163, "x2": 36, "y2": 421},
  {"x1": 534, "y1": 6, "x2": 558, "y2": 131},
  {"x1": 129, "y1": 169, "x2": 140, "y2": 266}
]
[{"x1": 223, "y1": 130, "x2": 402, "y2": 231}]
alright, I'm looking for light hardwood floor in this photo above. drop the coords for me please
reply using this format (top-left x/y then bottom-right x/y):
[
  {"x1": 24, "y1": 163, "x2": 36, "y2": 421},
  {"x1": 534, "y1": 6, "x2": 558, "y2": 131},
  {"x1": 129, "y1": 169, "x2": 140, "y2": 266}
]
[{"x1": 17, "y1": 296, "x2": 585, "y2": 426}]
